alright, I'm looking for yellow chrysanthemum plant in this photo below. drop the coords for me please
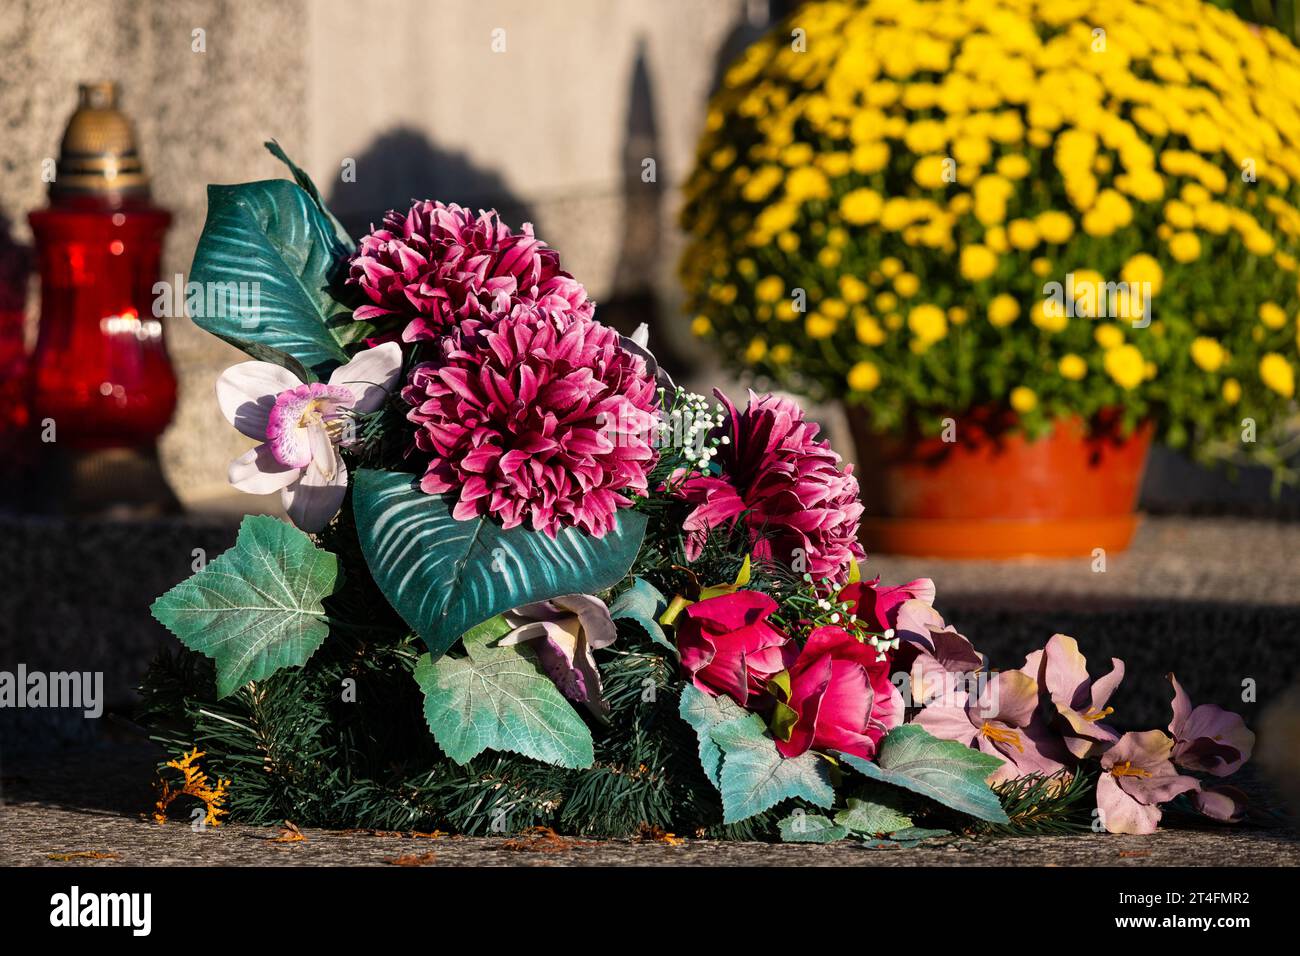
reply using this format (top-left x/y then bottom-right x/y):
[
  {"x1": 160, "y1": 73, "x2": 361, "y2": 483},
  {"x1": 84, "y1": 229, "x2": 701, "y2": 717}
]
[{"x1": 681, "y1": 0, "x2": 1300, "y2": 480}]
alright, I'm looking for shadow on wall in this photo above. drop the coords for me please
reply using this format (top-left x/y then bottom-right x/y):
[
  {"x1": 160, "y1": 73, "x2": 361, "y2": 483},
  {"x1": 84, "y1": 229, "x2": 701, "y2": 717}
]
[{"x1": 325, "y1": 127, "x2": 538, "y2": 240}]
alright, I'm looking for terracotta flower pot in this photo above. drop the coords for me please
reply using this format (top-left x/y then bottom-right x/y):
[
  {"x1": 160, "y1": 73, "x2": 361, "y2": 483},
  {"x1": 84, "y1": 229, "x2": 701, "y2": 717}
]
[{"x1": 847, "y1": 407, "x2": 1153, "y2": 559}]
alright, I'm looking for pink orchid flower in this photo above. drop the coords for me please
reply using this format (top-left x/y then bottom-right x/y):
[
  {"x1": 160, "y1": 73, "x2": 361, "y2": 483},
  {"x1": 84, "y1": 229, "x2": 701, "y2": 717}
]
[
  {"x1": 1023, "y1": 634, "x2": 1124, "y2": 760},
  {"x1": 216, "y1": 343, "x2": 403, "y2": 532},
  {"x1": 498, "y1": 594, "x2": 618, "y2": 719},
  {"x1": 1167, "y1": 672, "x2": 1255, "y2": 777},
  {"x1": 1097, "y1": 730, "x2": 1200, "y2": 834}
]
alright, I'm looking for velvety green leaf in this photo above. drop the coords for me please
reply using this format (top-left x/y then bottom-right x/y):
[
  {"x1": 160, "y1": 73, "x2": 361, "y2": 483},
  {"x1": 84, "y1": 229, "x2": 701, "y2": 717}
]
[
  {"x1": 189, "y1": 179, "x2": 352, "y2": 374},
  {"x1": 610, "y1": 577, "x2": 673, "y2": 652},
  {"x1": 778, "y1": 811, "x2": 849, "y2": 843},
  {"x1": 414, "y1": 615, "x2": 594, "y2": 768},
  {"x1": 835, "y1": 787, "x2": 914, "y2": 836},
  {"x1": 837, "y1": 724, "x2": 1010, "y2": 824},
  {"x1": 149, "y1": 515, "x2": 339, "y2": 697},
  {"x1": 678, "y1": 684, "x2": 747, "y2": 789},
  {"x1": 711, "y1": 713, "x2": 835, "y2": 824},
  {"x1": 352, "y1": 468, "x2": 648, "y2": 660}
]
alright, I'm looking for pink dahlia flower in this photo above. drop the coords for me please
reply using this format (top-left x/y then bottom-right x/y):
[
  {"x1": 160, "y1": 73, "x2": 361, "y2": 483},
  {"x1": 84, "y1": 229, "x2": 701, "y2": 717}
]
[
  {"x1": 347, "y1": 201, "x2": 593, "y2": 343},
  {"x1": 675, "y1": 390, "x2": 865, "y2": 582},
  {"x1": 402, "y1": 307, "x2": 659, "y2": 538}
]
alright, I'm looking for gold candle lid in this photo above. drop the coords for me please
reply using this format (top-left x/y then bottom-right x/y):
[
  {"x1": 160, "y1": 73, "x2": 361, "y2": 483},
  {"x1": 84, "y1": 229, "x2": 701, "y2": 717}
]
[{"x1": 51, "y1": 82, "x2": 150, "y2": 200}]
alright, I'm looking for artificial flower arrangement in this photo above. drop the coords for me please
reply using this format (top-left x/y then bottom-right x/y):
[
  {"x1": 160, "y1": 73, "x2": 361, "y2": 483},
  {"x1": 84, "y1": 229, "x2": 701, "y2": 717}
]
[
  {"x1": 143, "y1": 144, "x2": 1254, "y2": 840},
  {"x1": 680, "y1": 0, "x2": 1300, "y2": 476}
]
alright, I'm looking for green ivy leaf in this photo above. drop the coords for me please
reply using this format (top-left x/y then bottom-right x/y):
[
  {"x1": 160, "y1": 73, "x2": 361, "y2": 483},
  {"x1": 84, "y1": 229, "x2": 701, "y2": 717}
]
[
  {"x1": 678, "y1": 683, "x2": 748, "y2": 789},
  {"x1": 778, "y1": 811, "x2": 849, "y2": 843},
  {"x1": 189, "y1": 179, "x2": 352, "y2": 375},
  {"x1": 352, "y1": 468, "x2": 647, "y2": 660},
  {"x1": 609, "y1": 577, "x2": 673, "y2": 652},
  {"x1": 835, "y1": 786, "x2": 915, "y2": 836},
  {"x1": 711, "y1": 713, "x2": 835, "y2": 824},
  {"x1": 414, "y1": 615, "x2": 594, "y2": 768},
  {"x1": 149, "y1": 515, "x2": 339, "y2": 697},
  {"x1": 837, "y1": 724, "x2": 1010, "y2": 824}
]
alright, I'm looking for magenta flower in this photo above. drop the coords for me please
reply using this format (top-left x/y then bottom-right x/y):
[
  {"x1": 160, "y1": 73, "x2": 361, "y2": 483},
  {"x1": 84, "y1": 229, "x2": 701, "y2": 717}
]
[
  {"x1": 217, "y1": 343, "x2": 402, "y2": 531},
  {"x1": 772, "y1": 625, "x2": 903, "y2": 761},
  {"x1": 498, "y1": 594, "x2": 617, "y2": 719},
  {"x1": 1097, "y1": 730, "x2": 1200, "y2": 834},
  {"x1": 676, "y1": 590, "x2": 796, "y2": 709},
  {"x1": 674, "y1": 390, "x2": 865, "y2": 582},
  {"x1": 1167, "y1": 673, "x2": 1255, "y2": 777},
  {"x1": 914, "y1": 669, "x2": 1071, "y2": 782},
  {"x1": 347, "y1": 201, "x2": 593, "y2": 343},
  {"x1": 402, "y1": 306, "x2": 659, "y2": 538},
  {"x1": 838, "y1": 576, "x2": 935, "y2": 631},
  {"x1": 1023, "y1": 634, "x2": 1124, "y2": 760}
]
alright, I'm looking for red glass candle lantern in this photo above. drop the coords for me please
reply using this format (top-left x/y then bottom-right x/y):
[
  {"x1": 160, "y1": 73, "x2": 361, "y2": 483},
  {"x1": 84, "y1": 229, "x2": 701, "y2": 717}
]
[{"x1": 27, "y1": 82, "x2": 176, "y2": 451}]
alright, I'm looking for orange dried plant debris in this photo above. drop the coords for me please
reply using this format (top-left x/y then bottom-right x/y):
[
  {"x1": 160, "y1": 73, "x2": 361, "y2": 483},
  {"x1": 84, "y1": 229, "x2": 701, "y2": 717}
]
[{"x1": 152, "y1": 748, "x2": 230, "y2": 827}]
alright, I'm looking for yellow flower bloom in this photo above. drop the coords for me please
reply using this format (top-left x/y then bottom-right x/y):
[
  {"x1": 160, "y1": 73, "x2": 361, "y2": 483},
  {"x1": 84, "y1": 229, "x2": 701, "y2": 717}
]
[
  {"x1": 1260, "y1": 353, "x2": 1296, "y2": 398},
  {"x1": 770, "y1": 344, "x2": 793, "y2": 365},
  {"x1": 1059, "y1": 354, "x2": 1088, "y2": 380},
  {"x1": 745, "y1": 338, "x2": 767, "y2": 363},
  {"x1": 847, "y1": 361, "x2": 881, "y2": 392},
  {"x1": 875, "y1": 291, "x2": 898, "y2": 312},
  {"x1": 1095, "y1": 323, "x2": 1125, "y2": 349},
  {"x1": 880, "y1": 257, "x2": 903, "y2": 279},
  {"x1": 996, "y1": 155, "x2": 1032, "y2": 180},
  {"x1": 1190, "y1": 337, "x2": 1227, "y2": 372},
  {"x1": 1032, "y1": 299, "x2": 1068, "y2": 333},
  {"x1": 1010, "y1": 386, "x2": 1037, "y2": 412},
  {"x1": 959, "y1": 244, "x2": 998, "y2": 281},
  {"x1": 907, "y1": 304, "x2": 948, "y2": 345},
  {"x1": 1168, "y1": 231, "x2": 1202, "y2": 262},
  {"x1": 1259, "y1": 302, "x2": 1288, "y2": 330},
  {"x1": 806, "y1": 313, "x2": 837, "y2": 339},
  {"x1": 755, "y1": 276, "x2": 785, "y2": 303},
  {"x1": 1104, "y1": 344, "x2": 1146, "y2": 390},
  {"x1": 786, "y1": 166, "x2": 831, "y2": 202},
  {"x1": 840, "y1": 275, "x2": 868, "y2": 303},
  {"x1": 947, "y1": 306, "x2": 968, "y2": 325},
  {"x1": 1035, "y1": 211, "x2": 1074, "y2": 244},
  {"x1": 1008, "y1": 219, "x2": 1039, "y2": 250},
  {"x1": 840, "y1": 188, "x2": 883, "y2": 224},
  {"x1": 1121, "y1": 254, "x2": 1164, "y2": 297},
  {"x1": 692, "y1": 316, "x2": 712, "y2": 337},
  {"x1": 894, "y1": 272, "x2": 921, "y2": 297},
  {"x1": 987, "y1": 293, "x2": 1020, "y2": 327},
  {"x1": 855, "y1": 315, "x2": 886, "y2": 345},
  {"x1": 1222, "y1": 377, "x2": 1242, "y2": 404}
]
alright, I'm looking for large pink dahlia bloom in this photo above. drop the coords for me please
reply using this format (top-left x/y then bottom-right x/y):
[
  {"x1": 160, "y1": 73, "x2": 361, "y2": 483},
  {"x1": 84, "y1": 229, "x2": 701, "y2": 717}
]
[
  {"x1": 676, "y1": 390, "x2": 865, "y2": 581},
  {"x1": 402, "y1": 307, "x2": 659, "y2": 538},
  {"x1": 347, "y1": 201, "x2": 593, "y2": 343}
]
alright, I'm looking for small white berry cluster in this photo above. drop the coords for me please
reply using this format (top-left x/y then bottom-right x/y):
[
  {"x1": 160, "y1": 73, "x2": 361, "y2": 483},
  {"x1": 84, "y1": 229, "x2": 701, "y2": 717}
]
[
  {"x1": 803, "y1": 572, "x2": 900, "y2": 662},
  {"x1": 658, "y1": 387, "x2": 729, "y2": 470}
]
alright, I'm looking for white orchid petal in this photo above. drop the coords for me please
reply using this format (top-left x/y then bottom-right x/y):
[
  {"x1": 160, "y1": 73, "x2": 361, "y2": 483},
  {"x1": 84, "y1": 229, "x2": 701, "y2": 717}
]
[
  {"x1": 216, "y1": 361, "x2": 302, "y2": 439},
  {"x1": 282, "y1": 456, "x2": 348, "y2": 532},
  {"x1": 307, "y1": 422, "x2": 338, "y2": 480},
  {"x1": 328, "y1": 342, "x2": 403, "y2": 414},
  {"x1": 228, "y1": 443, "x2": 300, "y2": 494}
]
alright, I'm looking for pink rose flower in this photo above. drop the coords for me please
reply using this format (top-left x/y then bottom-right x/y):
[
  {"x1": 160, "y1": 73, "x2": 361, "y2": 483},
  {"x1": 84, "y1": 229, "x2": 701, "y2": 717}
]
[
  {"x1": 773, "y1": 625, "x2": 903, "y2": 761},
  {"x1": 677, "y1": 591, "x2": 796, "y2": 709}
]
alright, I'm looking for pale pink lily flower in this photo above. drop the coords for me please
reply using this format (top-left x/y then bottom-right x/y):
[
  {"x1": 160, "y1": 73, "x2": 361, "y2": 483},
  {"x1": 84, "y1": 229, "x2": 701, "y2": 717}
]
[
  {"x1": 1167, "y1": 672, "x2": 1255, "y2": 777},
  {"x1": 498, "y1": 594, "x2": 618, "y2": 720},
  {"x1": 1097, "y1": 730, "x2": 1200, "y2": 834},
  {"x1": 216, "y1": 343, "x2": 403, "y2": 532}
]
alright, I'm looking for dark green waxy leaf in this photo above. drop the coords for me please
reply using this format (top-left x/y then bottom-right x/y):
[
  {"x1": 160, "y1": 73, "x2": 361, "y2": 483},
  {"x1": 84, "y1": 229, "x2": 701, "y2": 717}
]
[
  {"x1": 610, "y1": 577, "x2": 673, "y2": 652},
  {"x1": 678, "y1": 684, "x2": 747, "y2": 789},
  {"x1": 352, "y1": 469, "x2": 648, "y2": 660},
  {"x1": 414, "y1": 615, "x2": 594, "y2": 768},
  {"x1": 150, "y1": 515, "x2": 339, "y2": 697},
  {"x1": 264, "y1": 139, "x2": 354, "y2": 251},
  {"x1": 837, "y1": 724, "x2": 1009, "y2": 824},
  {"x1": 711, "y1": 713, "x2": 835, "y2": 824},
  {"x1": 778, "y1": 811, "x2": 848, "y2": 843},
  {"x1": 189, "y1": 178, "x2": 352, "y2": 374}
]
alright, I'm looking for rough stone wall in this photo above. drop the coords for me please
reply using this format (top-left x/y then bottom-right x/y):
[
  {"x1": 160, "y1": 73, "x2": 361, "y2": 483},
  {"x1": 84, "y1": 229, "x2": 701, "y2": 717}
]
[{"x1": 1, "y1": 0, "x2": 751, "y2": 504}]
